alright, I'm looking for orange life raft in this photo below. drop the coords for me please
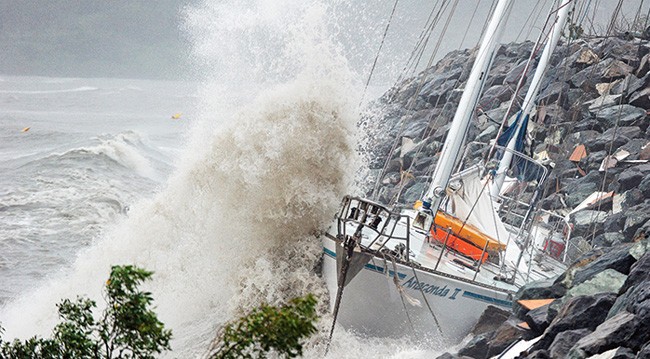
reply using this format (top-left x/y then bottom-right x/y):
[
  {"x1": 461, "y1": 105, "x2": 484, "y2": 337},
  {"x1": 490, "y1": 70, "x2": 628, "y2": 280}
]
[{"x1": 430, "y1": 211, "x2": 506, "y2": 263}]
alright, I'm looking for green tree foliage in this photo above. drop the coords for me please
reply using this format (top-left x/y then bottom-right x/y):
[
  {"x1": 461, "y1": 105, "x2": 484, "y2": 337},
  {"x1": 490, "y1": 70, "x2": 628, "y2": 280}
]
[
  {"x1": 0, "y1": 265, "x2": 171, "y2": 358},
  {"x1": 208, "y1": 294, "x2": 319, "y2": 359}
]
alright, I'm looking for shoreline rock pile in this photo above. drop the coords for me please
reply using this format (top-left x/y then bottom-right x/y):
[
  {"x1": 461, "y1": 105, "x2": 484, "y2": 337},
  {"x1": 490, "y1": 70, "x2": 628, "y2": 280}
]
[
  {"x1": 437, "y1": 238, "x2": 650, "y2": 358},
  {"x1": 363, "y1": 33, "x2": 650, "y2": 252},
  {"x1": 360, "y1": 31, "x2": 650, "y2": 358}
]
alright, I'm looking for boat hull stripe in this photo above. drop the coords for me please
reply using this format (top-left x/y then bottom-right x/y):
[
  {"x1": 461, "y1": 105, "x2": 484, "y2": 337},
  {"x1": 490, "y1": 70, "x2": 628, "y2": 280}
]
[
  {"x1": 462, "y1": 291, "x2": 512, "y2": 307},
  {"x1": 324, "y1": 247, "x2": 511, "y2": 307}
]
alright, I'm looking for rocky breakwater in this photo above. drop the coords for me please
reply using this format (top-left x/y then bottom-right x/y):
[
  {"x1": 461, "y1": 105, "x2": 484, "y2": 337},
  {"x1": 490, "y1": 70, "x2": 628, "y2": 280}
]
[
  {"x1": 362, "y1": 34, "x2": 650, "y2": 255},
  {"x1": 359, "y1": 31, "x2": 650, "y2": 359},
  {"x1": 438, "y1": 237, "x2": 650, "y2": 359}
]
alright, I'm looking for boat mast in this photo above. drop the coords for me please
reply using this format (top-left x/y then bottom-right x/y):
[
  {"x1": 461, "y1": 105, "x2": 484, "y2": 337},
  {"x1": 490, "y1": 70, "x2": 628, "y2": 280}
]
[
  {"x1": 490, "y1": 0, "x2": 573, "y2": 197},
  {"x1": 423, "y1": 0, "x2": 513, "y2": 212}
]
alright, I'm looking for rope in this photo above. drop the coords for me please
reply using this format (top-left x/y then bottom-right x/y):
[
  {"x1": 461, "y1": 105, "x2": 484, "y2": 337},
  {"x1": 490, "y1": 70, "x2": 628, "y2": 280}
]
[
  {"x1": 409, "y1": 264, "x2": 444, "y2": 335},
  {"x1": 385, "y1": 254, "x2": 416, "y2": 332}
]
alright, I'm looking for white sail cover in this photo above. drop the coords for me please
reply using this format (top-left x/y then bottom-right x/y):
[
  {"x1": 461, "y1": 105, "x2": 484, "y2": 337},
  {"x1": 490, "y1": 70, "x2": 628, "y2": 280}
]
[
  {"x1": 444, "y1": 165, "x2": 529, "y2": 274},
  {"x1": 445, "y1": 166, "x2": 510, "y2": 244}
]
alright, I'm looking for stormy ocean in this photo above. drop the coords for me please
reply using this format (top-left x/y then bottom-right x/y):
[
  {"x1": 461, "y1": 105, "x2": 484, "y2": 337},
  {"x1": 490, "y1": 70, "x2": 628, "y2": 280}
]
[
  {"x1": 2, "y1": 0, "x2": 638, "y2": 357},
  {"x1": 0, "y1": 0, "x2": 453, "y2": 356}
]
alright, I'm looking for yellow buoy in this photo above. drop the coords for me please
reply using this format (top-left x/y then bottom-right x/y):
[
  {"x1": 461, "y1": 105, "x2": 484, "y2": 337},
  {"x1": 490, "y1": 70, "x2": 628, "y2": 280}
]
[
  {"x1": 171, "y1": 113, "x2": 182, "y2": 120},
  {"x1": 21, "y1": 127, "x2": 30, "y2": 132}
]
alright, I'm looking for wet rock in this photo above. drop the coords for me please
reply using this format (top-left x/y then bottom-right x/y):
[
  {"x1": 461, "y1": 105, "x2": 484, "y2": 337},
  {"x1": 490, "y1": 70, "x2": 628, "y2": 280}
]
[
  {"x1": 565, "y1": 269, "x2": 627, "y2": 299},
  {"x1": 538, "y1": 82, "x2": 570, "y2": 108},
  {"x1": 623, "y1": 203, "x2": 650, "y2": 238},
  {"x1": 548, "y1": 328, "x2": 593, "y2": 358},
  {"x1": 458, "y1": 332, "x2": 491, "y2": 359},
  {"x1": 471, "y1": 305, "x2": 510, "y2": 336},
  {"x1": 619, "y1": 252, "x2": 650, "y2": 295},
  {"x1": 569, "y1": 210, "x2": 607, "y2": 239},
  {"x1": 530, "y1": 293, "x2": 616, "y2": 351},
  {"x1": 569, "y1": 311, "x2": 650, "y2": 356},
  {"x1": 594, "y1": 105, "x2": 646, "y2": 128},
  {"x1": 524, "y1": 303, "x2": 554, "y2": 336},
  {"x1": 486, "y1": 319, "x2": 529, "y2": 358},
  {"x1": 571, "y1": 244, "x2": 636, "y2": 285}
]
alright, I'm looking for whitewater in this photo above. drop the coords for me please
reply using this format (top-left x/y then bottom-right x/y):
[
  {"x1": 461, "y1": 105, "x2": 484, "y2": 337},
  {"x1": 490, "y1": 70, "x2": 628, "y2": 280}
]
[{"x1": 0, "y1": 0, "x2": 453, "y2": 357}]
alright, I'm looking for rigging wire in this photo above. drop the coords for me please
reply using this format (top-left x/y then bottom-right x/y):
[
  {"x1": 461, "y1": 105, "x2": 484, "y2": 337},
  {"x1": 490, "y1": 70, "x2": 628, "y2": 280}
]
[
  {"x1": 371, "y1": 0, "x2": 458, "y2": 201},
  {"x1": 359, "y1": 0, "x2": 401, "y2": 107}
]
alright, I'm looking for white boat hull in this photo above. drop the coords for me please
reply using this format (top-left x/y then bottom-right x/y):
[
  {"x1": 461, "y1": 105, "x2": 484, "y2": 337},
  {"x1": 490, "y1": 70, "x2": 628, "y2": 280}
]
[{"x1": 322, "y1": 234, "x2": 513, "y2": 340}]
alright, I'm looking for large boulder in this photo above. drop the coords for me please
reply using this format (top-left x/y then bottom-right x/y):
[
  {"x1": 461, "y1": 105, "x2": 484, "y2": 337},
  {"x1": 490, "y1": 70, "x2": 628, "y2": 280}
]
[
  {"x1": 530, "y1": 293, "x2": 616, "y2": 351},
  {"x1": 570, "y1": 244, "x2": 636, "y2": 285},
  {"x1": 568, "y1": 311, "x2": 650, "y2": 357},
  {"x1": 594, "y1": 105, "x2": 646, "y2": 128},
  {"x1": 548, "y1": 328, "x2": 593, "y2": 358},
  {"x1": 619, "y1": 252, "x2": 650, "y2": 295},
  {"x1": 623, "y1": 202, "x2": 650, "y2": 238}
]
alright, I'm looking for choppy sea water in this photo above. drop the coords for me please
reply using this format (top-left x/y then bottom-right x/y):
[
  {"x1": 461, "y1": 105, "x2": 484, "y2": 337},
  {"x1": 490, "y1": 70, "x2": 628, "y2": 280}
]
[{"x1": 0, "y1": 75, "x2": 195, "y2": 303}]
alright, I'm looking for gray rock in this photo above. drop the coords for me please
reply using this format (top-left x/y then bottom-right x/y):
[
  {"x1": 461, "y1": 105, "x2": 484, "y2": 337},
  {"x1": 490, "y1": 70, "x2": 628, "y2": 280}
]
[
  {"x1": 571, "y1": 244, "x2": 636, "y2": 285},
  {"x1": 623, "y1": 203, "x2": 650, "y2": 238},
  {"x1": 619, "y1": 251, "x2": 650, "y2": 293},
  {"x1": 531, "y1": 293, "x2": 617, "y2": 351},
  {"x1": 629, "y1": 87, "x2": 650, "y2": 110},
  {"x1": 504, "y1": 60, "x2": 528, "y2": 85},
  {"x1": 593, "y1": 233, "x2": 626, "y2": 248},
  {"x1": 471, "y1": 305, "x2": 510, "y2": 336},
  {"x1": 594, "y1": 105, "x2": 646, "y2": 128},
  {"x1": 524, "y1": 303, "x2": 555, "y2": 336},
  {"x1": 608, "y1": 286, "x2": 635, "y2": 320},
  {"x1": 569, "y1": 311, "x2": 650, "y2": 356},
  {"x1": 565, "y1": 269, "x2": 627, "y2": 299},
  {"x1": 538, "y1": 82, "x2": 570, "y2": 108},
  {"x1": 636, "y1": 341, "x2": 650, "y2": 359},
  {"x1": 604, "y1": 213, "x2": 626, "y2": 233},
  {"x1": 458, "y1": 332, "x2": 491, "y2": 359},
  {"x1": 618, "y1": 168, "x2": 646, "y2": 192},
  {"x1": 570, "y1": 210, "x2": 608, "y2": 239},
  {"x1": 514, "y1": 278, "x2": 567, "y2": 317},
  {"x1": 548, "y1": 328, "x2": 593, "y2": 358},
  {"x1": 565, "y1": 171, "x2": 603, "y2": 207},
  {"x1": 525, "y1": 350, "x2": 551, "y2": 358},
  {"x1": 486, "y1": 319, "x2": 528, "y2": 358}
]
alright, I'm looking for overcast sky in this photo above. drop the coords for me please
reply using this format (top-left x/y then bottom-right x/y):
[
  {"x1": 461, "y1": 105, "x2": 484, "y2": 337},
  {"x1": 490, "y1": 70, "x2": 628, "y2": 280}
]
[{"x1": 0, "y1": 0, "x2": 645, "y2": 81}]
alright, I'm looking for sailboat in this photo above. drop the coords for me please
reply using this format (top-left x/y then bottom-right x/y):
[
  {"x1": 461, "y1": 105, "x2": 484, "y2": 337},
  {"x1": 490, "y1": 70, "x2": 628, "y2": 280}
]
[{"x1": 322, "y1": 0, "x2": 576, "y2": 340}]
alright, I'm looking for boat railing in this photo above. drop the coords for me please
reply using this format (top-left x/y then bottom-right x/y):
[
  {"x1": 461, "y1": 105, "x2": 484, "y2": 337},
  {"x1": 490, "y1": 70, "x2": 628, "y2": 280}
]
[
  {"x1": 460, "y1": 142, "x2": 573, "y2": 273},
  {"x1": 336, "y1": 196, "x2": 412, "y2": 261}
]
